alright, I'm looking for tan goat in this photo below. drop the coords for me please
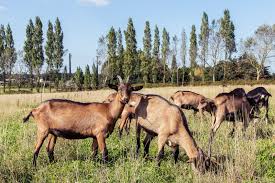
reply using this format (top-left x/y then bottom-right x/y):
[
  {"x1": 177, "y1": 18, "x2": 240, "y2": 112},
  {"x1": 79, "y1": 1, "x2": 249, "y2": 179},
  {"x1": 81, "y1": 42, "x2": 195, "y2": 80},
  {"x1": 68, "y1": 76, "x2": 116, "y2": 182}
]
[
  {"x1": 23, "y1": 76, "x2": 143, "y2": 166},
  {"x1": 207, "y1": 88, "x2": 254, "y2": 157},
  {"x1": 118, "y1": 94, "x2": 211, "y2": 173},
  {"x1": 170, "y1": 91, "x2": 215, "y2": 119}
]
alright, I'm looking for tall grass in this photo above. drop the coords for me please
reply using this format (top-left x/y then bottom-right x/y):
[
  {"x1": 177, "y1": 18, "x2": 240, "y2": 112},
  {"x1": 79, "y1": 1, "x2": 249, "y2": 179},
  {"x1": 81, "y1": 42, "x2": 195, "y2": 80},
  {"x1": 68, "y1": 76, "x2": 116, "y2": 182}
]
[{"x1": 0, "y1": 85, "x2": 274, "y2": 182}]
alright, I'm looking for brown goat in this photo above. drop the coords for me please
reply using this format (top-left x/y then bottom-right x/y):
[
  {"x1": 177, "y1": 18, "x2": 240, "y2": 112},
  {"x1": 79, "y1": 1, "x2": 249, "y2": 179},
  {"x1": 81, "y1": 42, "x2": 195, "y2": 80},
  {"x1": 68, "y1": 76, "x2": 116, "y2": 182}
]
[
  {"x1": 170, "y1": 91, "x2": 215, "y2": 120},
  {"x1": 207, "y1": 88, "x2": 254, "y2": 157},
  {"x1": 119, "y1": 94, "x2": 211, "y2": 173},
  {"x1": 23, "y1": 76, "x2": 143, "y2": 166}
]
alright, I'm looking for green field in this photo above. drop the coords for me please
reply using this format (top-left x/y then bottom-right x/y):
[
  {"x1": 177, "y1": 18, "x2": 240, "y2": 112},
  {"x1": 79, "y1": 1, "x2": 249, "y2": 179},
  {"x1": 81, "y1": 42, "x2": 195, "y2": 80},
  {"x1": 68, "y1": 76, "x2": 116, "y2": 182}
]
[{"x1": 0, "y1": 85, "x2": 274, "y2": 182}]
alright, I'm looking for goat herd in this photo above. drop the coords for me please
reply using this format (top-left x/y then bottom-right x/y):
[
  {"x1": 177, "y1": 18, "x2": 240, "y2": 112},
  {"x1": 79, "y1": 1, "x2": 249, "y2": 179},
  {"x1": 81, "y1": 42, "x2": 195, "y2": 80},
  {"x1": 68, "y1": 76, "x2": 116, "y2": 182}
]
[{"x1": 23, "y1": 76, "x2": 272, "y2": 174}]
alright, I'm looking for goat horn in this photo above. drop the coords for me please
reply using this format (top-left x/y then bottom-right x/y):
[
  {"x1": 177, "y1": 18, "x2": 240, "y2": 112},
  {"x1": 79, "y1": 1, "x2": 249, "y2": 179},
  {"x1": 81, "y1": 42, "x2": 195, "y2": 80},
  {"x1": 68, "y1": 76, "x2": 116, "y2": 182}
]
[
  {"x1": 126, "y1": 75, "x2": 130, "y2": 83},
  {"x1": 117, "y1": 75, "x2": 123, "y2": 84}
]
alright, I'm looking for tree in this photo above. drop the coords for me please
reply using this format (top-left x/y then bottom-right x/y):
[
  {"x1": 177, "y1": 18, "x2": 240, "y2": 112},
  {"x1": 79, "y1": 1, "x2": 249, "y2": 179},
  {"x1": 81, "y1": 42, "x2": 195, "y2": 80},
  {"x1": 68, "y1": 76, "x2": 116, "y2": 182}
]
[
  {"x1": 242, "y1": 24, "x2": 275, "y2": 80},
  {"x1": 74, "y1": 67, "x2": 84, "y2": 90},
  {"x1": 45, "y1": 21, "x2": 54, "y2": 92},
  {"x1": 33, "y1": 16, "x2": 44, "y2": 92},
  {"x1": 124, "y1": 18, "x2": 138, "y2": 80},
  {"x1": 92, "y1": 59, "x2": 99, "y2": 90},
  {"x1": 209, "y1": 19, "x2": 223, "y2": 82},
  {"x1": 180, "y1": 28, "x2": 187, "y2": 85},
  {"x1": 220, "y1": 9, "x2": 236, "y2": 80},
  {"x1": 15, "y1": 50, "x2": 26, "y2": 91},
  {"x1": 23, "y1": 19, "x2": 34, "y2": 91},
  {"x1": 107, "y1": 26, "x2": 117, "y2": 81},
  {"x1": 116, "y1": 28, "x2": 124, "y2": 78},
  {"x1": 60, "y1": 66, "x2": 68, "y2": 90},
  {"x1": 171, "y1": 35, "x2": 178, "y2": 84},
  {"x1": 84, "y1": 65, "x2": 92, "y2": 90},
  {"x1": 53, "y1": 17, "x2": 64, "y2": 89},
  {"x1": 141, "y1": 21, "x2": 151, "y2": 84},
  {"x1": 0, "y1": 25, "x2": 7, "y2": 92},
  {"x1": 199, "y1": 12, "x2": 209, "y2": 83},
  {"x1": 5, "y1": 24, "x2": 17, "y2": 91},
  {"x1": 189, "y1": 25, "x2": 197, "y2": 84},
  {"x1": 161, "y1": 28, "x2": 170, "y2": 84},
  {"x1": 152, "y1": 25, "x2": 160, "y2": 83}
]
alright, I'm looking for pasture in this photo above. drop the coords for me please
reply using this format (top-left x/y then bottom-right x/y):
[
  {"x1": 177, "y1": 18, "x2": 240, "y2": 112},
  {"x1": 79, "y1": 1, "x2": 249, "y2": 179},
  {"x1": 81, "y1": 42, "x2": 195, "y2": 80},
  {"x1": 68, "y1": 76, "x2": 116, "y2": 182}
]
[{"x1": 0, "y1": 85, "x2": 274, "y2": 182}]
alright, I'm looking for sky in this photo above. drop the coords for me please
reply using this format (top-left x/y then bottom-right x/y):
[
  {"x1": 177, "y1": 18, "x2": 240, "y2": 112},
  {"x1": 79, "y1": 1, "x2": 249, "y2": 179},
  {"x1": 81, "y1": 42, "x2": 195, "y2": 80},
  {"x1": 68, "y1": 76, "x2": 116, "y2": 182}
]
[{"x1": 1, "y1": 0, "x2": 275, "y2": 72}]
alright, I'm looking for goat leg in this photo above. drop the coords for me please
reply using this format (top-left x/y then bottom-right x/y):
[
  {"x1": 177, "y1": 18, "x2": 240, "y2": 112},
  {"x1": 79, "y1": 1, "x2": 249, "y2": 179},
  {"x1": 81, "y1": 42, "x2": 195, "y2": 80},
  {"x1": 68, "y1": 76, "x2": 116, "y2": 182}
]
[
  {"x1": 97, "y1": 133, "x2": 108, "y2": 163},
  {"x1": 173, "y1": 145, "x2": 179, "y2": 164},
  {"x1": 46, "y1": 134, "x2": 57, "y2": 163}
]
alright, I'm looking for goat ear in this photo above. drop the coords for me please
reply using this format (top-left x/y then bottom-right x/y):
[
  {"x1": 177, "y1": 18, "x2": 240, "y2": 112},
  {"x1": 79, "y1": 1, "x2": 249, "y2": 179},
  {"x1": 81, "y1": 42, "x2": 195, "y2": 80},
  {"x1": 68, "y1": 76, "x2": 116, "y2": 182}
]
[
  {"x1": 108, "y1": 84, "x2": 118, "y2": 91},
  {"x1": 132, "y1": 85, "x2": 143, "y2": 91}
]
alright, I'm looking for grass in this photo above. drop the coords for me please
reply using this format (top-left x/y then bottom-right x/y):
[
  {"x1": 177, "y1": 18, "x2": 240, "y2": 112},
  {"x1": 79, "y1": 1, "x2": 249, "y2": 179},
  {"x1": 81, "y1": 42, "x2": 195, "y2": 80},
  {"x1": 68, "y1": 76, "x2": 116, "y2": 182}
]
[{"x1": 0, "y1": 85, "x2": 274, "y2": 182}]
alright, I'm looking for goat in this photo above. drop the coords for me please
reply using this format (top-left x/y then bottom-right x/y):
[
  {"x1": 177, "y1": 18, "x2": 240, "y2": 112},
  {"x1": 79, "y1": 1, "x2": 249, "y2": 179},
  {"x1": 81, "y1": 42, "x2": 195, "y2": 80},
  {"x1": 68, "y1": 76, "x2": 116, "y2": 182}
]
[
  {"x1": 23, "y1": 76, "x2": 143, "y2": 166},
  {"x1": 207, "y1": 88, "x2": 254, "y2": 157},
  {"x1": 170, "y1": 91, "x2": 215, "y2": 120},
  {"x1": 246, "y1": 87, "x2": 272, "y2": 122},
  {"x1": 119, "y1": 94, "x2": 211, "y2": 173}
]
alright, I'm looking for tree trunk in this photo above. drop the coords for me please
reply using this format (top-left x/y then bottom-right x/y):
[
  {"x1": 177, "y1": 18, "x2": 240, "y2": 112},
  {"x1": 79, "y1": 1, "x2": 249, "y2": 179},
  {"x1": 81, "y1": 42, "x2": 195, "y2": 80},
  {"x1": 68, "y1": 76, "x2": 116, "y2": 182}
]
[
  {"x1": 8, "y1": 68, "x2": 11, "y2": 92},
  {"x1": 182, "y1": 67, "x2": 185, "y2": 86},
  {"x1": 176, "y1": 68, "x2": 179, "y2": 86},
  {"x1": 163, "y1": 64, "x2": 166, "y2": 84},
  {"x1": 3, "y1": 71, "x2": 5, "y2": 93},
  {"x1": 256, "y1": 69, "x2": 261, "y2": 81},
  {"x1": 212, "y1": 67, "x2": 216, "y2": 83}
]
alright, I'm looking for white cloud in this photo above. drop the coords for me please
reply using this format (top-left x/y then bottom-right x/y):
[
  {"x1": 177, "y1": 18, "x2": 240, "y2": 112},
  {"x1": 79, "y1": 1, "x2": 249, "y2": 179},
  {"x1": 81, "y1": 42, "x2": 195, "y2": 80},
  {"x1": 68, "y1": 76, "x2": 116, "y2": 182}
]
[
  {"x1": 0, "y1": 5, "x2": 7, "y2": 11},
  {"x1": 79, "y1": 0, "x2": 110, "y2": 7}
]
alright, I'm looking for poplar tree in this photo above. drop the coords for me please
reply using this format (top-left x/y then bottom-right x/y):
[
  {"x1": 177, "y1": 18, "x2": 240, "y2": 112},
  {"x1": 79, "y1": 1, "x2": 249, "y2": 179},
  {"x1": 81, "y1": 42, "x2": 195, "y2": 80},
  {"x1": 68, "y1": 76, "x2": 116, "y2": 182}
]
[
  {"x1": 141, "y1": 21, "x2": 151, "y2": 84},
  {"x1": 23, "y1": 20, "x2": 34, "y2": 91},
  {"x1": 54, "y1": 17, "x2": 64, "y2": 89},
  {"x1": 107, "y1": 26, "x2": 117, "y2": 81},
  {"x1": 0, "y1": 25, "x2": 6, "y2": 92},
  {"x1": 5, "y1": 24, "x2": 16, "y2": 91},
  {"x1": 116, "y1": 28, "x2": 124, "y2": 78},
  {"x1": 152, "y1": 25, "x2": 160, "y2": 83},
  {"x1": 124, "y1": 18, "x2": 138, "y2": 80},
  {"x1": 33, "y1": 16, "x2": 44, "y2": 92},
  {"x1": 45, "y1": 21, "x2": 54, "y2": 92},
  {"x1": 220, "y1": 9, "x2": 236, "y2": 81},
  {"x1": 171, "y1": 35, "x2": 178, "y2": 84},
  {"x1": 189, "y1": 25, "x2": 197, "y2": 84},
  {"x1": 84, "y1": 65, "x2": 92, "y2": 90},
  {"x1": 180, "y1": 28, "x2": 187, "y2": 85},
  {"x1": 199, "y1": 12, "x2": 209, "y2": 83},
  {"x1": 161, "y1": 28, "x2": 170, "y2": 84}
]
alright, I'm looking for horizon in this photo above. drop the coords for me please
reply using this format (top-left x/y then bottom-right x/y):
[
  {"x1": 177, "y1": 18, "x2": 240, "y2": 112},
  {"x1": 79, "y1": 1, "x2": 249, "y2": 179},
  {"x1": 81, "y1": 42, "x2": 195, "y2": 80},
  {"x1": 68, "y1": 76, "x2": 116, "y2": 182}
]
[{"x1": 1, "y1": 0, "x2": 275, "y2": 72}]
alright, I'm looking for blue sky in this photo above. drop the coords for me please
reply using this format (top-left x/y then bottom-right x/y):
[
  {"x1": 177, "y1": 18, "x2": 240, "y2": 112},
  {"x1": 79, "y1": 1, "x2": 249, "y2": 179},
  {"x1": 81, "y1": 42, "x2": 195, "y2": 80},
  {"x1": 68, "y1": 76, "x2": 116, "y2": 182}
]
[{"x1": 1, "y1": 0, "x2": 275, "y2": 72}]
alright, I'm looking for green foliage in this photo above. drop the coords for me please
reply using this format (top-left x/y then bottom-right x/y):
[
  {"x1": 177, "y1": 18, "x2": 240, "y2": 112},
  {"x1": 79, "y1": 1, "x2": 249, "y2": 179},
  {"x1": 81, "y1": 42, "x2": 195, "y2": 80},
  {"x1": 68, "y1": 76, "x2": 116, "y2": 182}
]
[
  {"x1": 53, "y1": 17, "x2": 64, "y2": 88},
  {"x1": 123, "y1": 18, "x2": 138, "y2": 79},
  {"x1": 116, "y1": 28, "x2": 124, "y2": 78},
  {"x1": 199, "y1": 12, "x2": 209, "y2": 82},
  {"x1": 33, "y1": 16, "x2": 44, "y2": 92},
  {"x1": 220, "y1": 9, "x2": 236, "y2": 59},
  {"x1": 0, "y1": 24, "x2": 6, "y2": 92},
  {"x1": 23, "y1": 20, "x2": 34, "y2": 90},
  {"x1": 141, "y1": 21, "x2": 152, "y2": 84},
  {"x1": 74, "y1": 67, "x2": 84, "y2": 90},
  {"x1": 84, "y1": 65, "x2": 92, "y2": 90},
  {"x1": 92, "y1": 62, "x2": 99, "y2": 89},
  {"x1": 151, "y1": 25, "x2": 160, "y2": 83},
  {"x1": 45, "y1": 21, "x2": 54, "y2": 91},
  {"x1": 161, "y1": 28, "x2": 170, "y2": 84},
  {"x1": 189, "y1": 25, "x2": 197, "y2": 84},
  {"x1": 107, "y1": 26, "x2": 117, "y2": 81}
]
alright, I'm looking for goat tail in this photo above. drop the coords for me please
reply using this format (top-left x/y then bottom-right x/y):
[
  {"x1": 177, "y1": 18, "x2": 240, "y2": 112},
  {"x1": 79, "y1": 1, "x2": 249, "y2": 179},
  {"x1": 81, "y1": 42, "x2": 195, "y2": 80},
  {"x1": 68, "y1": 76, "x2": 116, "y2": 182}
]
[{"x1": 23, "y1": 111, "x2": 33, "y2": 123}]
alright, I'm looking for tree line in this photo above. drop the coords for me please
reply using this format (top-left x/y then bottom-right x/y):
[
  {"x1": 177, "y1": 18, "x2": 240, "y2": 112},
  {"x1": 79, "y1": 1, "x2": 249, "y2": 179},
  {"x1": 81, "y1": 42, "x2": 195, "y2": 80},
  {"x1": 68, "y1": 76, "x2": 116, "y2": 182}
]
[{"x1": 1, "y1": 10, "x2": 275, "y2": 93}]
